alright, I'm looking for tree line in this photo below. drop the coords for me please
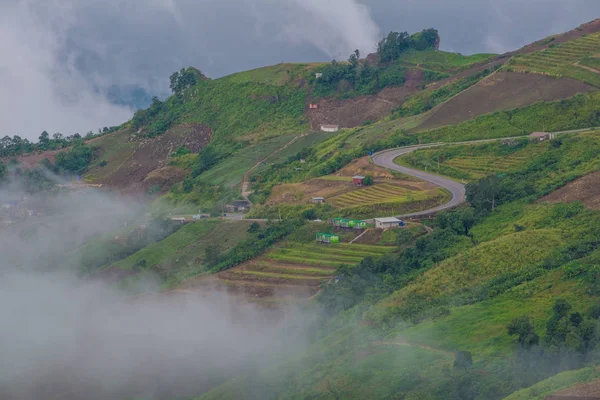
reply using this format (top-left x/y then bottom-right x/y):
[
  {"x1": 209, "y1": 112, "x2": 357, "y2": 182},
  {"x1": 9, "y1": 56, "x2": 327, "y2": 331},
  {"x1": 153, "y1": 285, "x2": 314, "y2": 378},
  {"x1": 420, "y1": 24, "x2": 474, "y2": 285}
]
[{"x1": 0, "y1": 127, "x2": 118, "y2": 158}]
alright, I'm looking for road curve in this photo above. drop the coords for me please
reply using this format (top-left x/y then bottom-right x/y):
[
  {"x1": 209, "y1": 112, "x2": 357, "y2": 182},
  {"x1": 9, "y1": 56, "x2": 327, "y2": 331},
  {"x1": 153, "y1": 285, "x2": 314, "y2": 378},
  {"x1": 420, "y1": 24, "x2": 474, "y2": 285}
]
[{"x1": 371, "y1": 145, "x2": 466, "y2": 218}]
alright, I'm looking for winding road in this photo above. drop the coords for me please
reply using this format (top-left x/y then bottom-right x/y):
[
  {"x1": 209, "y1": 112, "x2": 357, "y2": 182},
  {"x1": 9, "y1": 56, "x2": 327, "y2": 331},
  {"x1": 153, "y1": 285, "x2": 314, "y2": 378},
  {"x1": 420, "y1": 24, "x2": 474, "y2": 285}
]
[
  {"x1": 372, "y1": 145, "x2": 466, "y2": 218},
  {"x1": 370, "y1": 126, "x2": 598, "y2": 218}
]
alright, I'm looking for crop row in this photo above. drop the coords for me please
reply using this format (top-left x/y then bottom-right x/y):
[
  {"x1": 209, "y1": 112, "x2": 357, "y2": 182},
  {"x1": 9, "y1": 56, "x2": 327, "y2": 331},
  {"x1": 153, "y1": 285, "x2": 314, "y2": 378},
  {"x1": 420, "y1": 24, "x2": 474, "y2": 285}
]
[
  {"x1": 268, "y1": 254, "x2": 360, "y2": 267},
  {"x1": 271, "y1": 249, "x2": 365, "y2": 263},
  {"x1": 277, "y1": 245, "x2": 387, "y2": 258}
]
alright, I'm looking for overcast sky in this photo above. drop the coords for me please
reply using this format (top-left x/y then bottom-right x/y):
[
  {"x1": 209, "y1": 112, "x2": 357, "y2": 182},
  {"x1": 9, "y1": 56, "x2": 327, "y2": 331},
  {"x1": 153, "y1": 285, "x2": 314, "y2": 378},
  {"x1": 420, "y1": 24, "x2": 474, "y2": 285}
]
[{"x1": 2, "y1": 0, "x2": 599, "y2": 140}]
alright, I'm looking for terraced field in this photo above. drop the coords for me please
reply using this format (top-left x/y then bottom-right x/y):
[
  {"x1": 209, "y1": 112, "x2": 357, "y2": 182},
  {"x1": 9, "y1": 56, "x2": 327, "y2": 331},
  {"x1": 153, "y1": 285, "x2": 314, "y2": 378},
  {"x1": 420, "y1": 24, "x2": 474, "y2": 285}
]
[
  {"x1": 180, "y1": 241, "x2": 395, "y2": 304},
  {"x1": 329, "y1": 183, "x2": 433, "y2": 208},
  {"x1": 507, "y1": 32, "x2": 600, "y2": 86},
  {"x1": 444, "y1": 152, "x2": 536, "y2": 179}
]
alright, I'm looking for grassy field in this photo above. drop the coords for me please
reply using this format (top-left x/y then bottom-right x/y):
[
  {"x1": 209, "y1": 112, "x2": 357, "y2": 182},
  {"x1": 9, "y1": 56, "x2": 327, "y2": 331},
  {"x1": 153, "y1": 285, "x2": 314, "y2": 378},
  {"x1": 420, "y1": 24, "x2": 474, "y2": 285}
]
[
  {"x1": 110, "y1": 220, "x2": 253, "y2": 286},
  {"x1": 504, "y1": 367, "x2": 600, "y2": 400},
  {"x1": 507, "y1": 32, "x2": 600, "y2": 86},
  {"x1": 399, "y1": 49, "x2": 497, "y2": 72},
  {"x1": 196, "y1": 134, "x2": 297, "y2": 187},
  {"x1": 220, "y1": 63, "x2": 323, "y2": 86}
]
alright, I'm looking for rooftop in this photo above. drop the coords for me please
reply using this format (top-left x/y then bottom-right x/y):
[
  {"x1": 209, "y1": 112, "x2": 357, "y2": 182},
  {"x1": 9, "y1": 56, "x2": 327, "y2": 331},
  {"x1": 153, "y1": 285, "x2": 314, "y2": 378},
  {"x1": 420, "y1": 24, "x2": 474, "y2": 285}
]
[
  {"x1": 321, "y1": 124, "x2": 339, "y2": 129},
  {"x1": 312, "y1": 197, "x2": 325, "y2": 200},
  {"x1": 375, "y1": 217, "x2": 402, "y2": 223},
  {"x1": 353, "y1": 175, "x2": 365, "y2": 179},
  {"x1": 530, "y1": 132, "x2": 549, "y2": 137}
]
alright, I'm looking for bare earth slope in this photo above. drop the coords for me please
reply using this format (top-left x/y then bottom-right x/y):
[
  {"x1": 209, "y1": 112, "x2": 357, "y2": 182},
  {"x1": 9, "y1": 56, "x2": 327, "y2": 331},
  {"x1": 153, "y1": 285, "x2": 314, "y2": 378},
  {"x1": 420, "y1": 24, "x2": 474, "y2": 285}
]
[
  {"x1": 93, "y1": 124, "x2": 211, "y2": 193},
  {"x1": 417, "y1": 71, "x2": 594, "y2": 131},
  {"x1": 306, "y1": 69, "x2": 424, "y2": 130},
  {"x1": 539, "y1": 171, "x2": 600, "y2": 210}
]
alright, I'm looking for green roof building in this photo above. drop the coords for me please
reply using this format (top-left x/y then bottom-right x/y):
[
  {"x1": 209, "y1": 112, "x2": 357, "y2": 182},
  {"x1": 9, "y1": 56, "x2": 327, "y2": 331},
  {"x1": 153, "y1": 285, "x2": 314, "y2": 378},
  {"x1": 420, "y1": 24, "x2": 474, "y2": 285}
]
[{"x1": 316, "y1": 233, "x2": 340, "y2": 244}]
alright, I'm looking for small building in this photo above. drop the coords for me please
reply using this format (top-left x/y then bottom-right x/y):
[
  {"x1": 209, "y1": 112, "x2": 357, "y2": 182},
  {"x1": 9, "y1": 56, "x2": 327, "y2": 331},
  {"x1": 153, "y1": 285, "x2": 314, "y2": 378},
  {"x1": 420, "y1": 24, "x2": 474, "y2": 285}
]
[
  {"x1": 192, "y1": 213, "x2": 210, "y2": 220},
  {"x1": 501, "y1": 138, "x2": 518, "y2": 146},
  {"x1": 171, "y1": 217, "x2": 187, "y2": 224},
  {"x1": 353, "y1": 220, "x2": 368, "y2": 230},
  {"x1": 316, "y1": 232, "x2": 340, "y2": 244},
  {"x1": 226, "y1": 200, "x2": 252, "y2": 213},
  {"x1": 320, "y1": 124, "x2": 339, "y2": 133},
  {"x1": 309, "y1": 103, "x2": 319, "y2": 109},
  {"x1": 311, "y1": 197, "x2": 326, "y2": 204},
  {"x1": 315, "y1": 73, "x2": 323, "y2": 79},
  {"x1": 374, "y1": 217, "x2": 404, "y2": 229},
  {"x1": 353, "y1": 175, "x2": 365, "y2": 185},
  {"x1": 530, "y1": 132, "x2": 550, "y2": 141}
]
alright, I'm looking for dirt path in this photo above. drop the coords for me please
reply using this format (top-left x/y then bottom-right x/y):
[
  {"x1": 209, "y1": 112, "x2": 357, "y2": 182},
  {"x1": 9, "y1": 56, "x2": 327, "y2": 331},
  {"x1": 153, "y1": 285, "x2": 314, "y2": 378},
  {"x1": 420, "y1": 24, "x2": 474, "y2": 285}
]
[
  {"x1": 350, "y1": 228, "x2": 372, "y2": 244},
  {"x1": 575, "y1": 61, "x2": 600, "y2": 74},
  {"x1": 241, "y1": 134, "x2": 307, "y2": 200},
  {"x1": 372, "y1": 339, "x2": 454, "y2": 356}
]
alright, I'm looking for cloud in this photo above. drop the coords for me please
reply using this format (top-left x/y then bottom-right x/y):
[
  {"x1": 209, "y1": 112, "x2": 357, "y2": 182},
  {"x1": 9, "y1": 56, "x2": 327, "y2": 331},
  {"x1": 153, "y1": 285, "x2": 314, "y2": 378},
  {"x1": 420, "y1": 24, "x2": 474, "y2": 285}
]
[
  {"x1": 0, "y1": 183, "x2": 316, "y2": 399},
  {"x1": 0, "y1": 1, "x2": 133, "y2": 140},
  {"x1": 1, "y1": 0, "x2": 381, "y2": 140},
  {"x1": 3, "y1": 0, "x2": 600, "y2": 141}
]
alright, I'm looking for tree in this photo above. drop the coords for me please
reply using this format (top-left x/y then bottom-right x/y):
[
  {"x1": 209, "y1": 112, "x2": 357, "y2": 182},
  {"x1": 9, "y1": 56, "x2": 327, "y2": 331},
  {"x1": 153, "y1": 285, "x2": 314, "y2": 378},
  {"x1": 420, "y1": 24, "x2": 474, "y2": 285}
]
[
  {"x1": 54, "y1": 144, "x2": 95, "y2": 174},
  {"x1": 348, "y1": 49, "x2": 360, "y2": 70},
  {"x1": 466, "y1": 175, "x2": 503, "y2": 212},
  {"x1": 170, "y1": 68, "x2": 199, "y2": 94},
  {"x1": 38, "y1": 131, "x2": 50, "y2": 149},
  {"x1": 301, "y1": 208, "x2": 317, "y2": 220},
  {"x1": 204, "y1": 245, "x2": 221, "y2": 266},
  {"x1": 507, "y1": 316, "x2": 539, "y2": 349},
  {"x1": 192, "y1": 145, "x2": 220, "y2": 177},
  {"x1": 247, "y1": 222, "x2": 261, "y2": 234},
  {"x1": 377, "y1": 31, "x2": 411, "y2": 63},
  {"x1": 411, "y1": 28, "x2": 440, "y2": 50},
  {"x1": 363, "y1": 175, "x2": 374, "y2": 186},
  {"x1": 182, "y1": 177, "x2": 194, "y2": 193}
]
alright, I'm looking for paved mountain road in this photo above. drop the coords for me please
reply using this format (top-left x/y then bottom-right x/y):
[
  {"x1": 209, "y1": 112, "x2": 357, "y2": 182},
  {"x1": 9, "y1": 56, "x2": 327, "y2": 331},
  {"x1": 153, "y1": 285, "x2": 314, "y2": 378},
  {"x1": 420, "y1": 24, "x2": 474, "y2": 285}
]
[
  {"x1": 371, "y1": 145, "x2": 467, "y2": 218},
  {"x1": 370, "y1": 126, "x2": 598, "y2": 218}
]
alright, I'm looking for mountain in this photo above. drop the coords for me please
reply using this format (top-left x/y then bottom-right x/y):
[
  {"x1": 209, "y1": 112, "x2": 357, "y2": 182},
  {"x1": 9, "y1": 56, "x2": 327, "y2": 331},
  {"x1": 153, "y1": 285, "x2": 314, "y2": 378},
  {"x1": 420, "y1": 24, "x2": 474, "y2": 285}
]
[{"x1": 4, "y1": 19, "x2": 600, "y2": 400}]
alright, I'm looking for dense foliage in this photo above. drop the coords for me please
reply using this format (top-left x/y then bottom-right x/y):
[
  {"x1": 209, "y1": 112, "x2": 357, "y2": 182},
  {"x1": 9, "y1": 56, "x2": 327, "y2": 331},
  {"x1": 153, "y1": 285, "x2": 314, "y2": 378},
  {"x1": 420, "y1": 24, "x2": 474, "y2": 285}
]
[
  {"x1": 377, "y1": 29, "x2": 439, "y2": 63},
  {"x1": 54, "y1": 144, "x2": 95, "y2": 175},
  {"x1": 313, "y1": 50, "x2": 406, "y2": 98}
]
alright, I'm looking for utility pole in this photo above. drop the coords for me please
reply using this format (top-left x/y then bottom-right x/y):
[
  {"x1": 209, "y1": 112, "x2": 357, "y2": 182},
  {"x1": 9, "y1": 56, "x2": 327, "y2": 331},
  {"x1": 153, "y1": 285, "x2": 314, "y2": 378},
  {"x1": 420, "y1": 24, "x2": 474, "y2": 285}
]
[{"x1": 278, "y1": 209, "x2": 282, "y2": 222}]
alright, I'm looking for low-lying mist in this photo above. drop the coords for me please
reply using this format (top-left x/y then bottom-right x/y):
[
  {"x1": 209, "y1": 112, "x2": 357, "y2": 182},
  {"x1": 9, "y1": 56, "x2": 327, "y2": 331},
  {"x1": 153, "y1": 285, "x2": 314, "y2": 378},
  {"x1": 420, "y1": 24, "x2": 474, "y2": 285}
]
[{"x1": 0, "y1": 181, "x2": 317, "y2": 400}]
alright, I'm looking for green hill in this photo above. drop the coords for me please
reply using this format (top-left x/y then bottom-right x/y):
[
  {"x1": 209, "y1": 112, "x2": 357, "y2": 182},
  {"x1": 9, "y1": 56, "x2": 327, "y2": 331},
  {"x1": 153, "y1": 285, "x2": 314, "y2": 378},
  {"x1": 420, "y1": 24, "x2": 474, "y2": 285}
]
[{"x1": 7, "y1": 20, "x2": 600, "y2": 400}]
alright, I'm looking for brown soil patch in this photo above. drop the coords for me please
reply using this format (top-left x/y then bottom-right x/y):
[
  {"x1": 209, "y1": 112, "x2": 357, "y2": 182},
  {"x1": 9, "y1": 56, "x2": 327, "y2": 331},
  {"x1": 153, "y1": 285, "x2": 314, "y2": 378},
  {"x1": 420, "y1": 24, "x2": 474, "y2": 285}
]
[
  {"x1": 11, "y1": 149, "x2": 62, "y2": 169},
  {"x1": 550, "y1": 376, "x2": 600, "y2": 399},
  {"x1": 306, "y1": 70, "x2": 423, "y2": 130},
  {"x1": 417, "y1": 71, "x2": 594, "y2": 131},
  {"x1": 143, "y1": 166, "x2": 187, "y2": 188},
  {"x1": 539, "y1": 171, "x2": 600, "y2": 210},
  {"x1": 101, "y1": 124, "x2": 211, "y2": 194}
]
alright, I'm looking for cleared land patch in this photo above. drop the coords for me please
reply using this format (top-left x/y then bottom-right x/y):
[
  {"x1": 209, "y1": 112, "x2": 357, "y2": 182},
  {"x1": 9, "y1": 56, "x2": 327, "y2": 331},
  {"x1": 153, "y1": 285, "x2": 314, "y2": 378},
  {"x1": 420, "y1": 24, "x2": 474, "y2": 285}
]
[
  {"x1": 86, "y1": 124, "x2": 212, "y2": 194},
  {"x1": 417, "y1": 71, "x2": 593, "y2": 131},
  {"x1": 539, "y1": 171, "x2": 600, "y2": 210}
]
